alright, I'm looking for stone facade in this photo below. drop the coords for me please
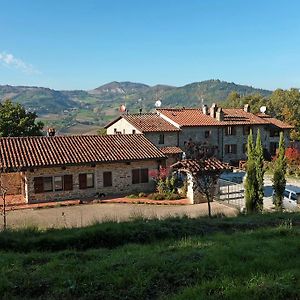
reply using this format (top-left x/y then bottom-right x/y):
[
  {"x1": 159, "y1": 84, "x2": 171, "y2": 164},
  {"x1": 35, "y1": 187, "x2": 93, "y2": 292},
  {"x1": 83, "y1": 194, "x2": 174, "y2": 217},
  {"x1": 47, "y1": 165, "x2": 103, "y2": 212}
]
[
  {"x1": 21, "y1": 160, "x2": 160, "y2": 203},
  {"x1": 145, "y1": 132, "x2": 179, "y2": 148},
  {"x1": 0, "y1": 172, "x2": 25, "y2": 195}
]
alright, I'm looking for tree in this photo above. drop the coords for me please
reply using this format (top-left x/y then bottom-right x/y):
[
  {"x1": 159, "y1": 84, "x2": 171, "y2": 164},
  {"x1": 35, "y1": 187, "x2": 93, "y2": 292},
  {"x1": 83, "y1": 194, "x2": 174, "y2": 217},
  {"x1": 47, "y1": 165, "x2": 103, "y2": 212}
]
[
  {"x1": 97, "y1": 127, "x2": 107, "y2": 136},
  {"x1": 182, "y1": 139, "x2": 226, "y2": 218},
  {"x1": 0, "y1": 99, "x2": 44, "y2": 137},
  {"x1": 192, "y1": 163, "x2": 221, "y2": 218},
  {"x1": 255, "y1": 129, "x2": 265, "y2": 212},
  {"x1": 272, "y1": 132, "x2": 287, "y2": 210},
  {"x1": 244, "y1": 130, "x2": 258, "y2": 213}
]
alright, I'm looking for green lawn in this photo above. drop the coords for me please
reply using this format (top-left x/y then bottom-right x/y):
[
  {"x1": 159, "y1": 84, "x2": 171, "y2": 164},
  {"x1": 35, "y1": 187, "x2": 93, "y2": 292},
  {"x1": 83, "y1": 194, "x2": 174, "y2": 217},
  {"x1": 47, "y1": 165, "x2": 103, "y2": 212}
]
[{"x1": 0, "y1": 213, "x2": 299, "y2": 299}]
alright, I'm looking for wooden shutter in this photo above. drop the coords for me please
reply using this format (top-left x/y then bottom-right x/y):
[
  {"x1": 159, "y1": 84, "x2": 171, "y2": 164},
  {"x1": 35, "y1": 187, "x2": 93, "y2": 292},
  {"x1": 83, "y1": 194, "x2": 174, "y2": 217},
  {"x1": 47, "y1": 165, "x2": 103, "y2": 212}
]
[
  {"x1": 232, "y1": 144, "x2": 237, "y2": 154},
  {"x1": 225, "y1": 145, "x2": 229, "y2": 154},
  {"x1": 103, "y1": 172, "x2": 112, "y2": 187},
  {"x1": 232, "y1": 126, "x2": 236, "y2": 135},
  {"x1": 132, "y1": 169, "x2": 140, "y2": 184},
  {"x1": 64, "y1": 175, "x2": 73, "y2": 191},
  {"x1": 34, "y1": 177, "x2": 44, "y2": 194},
  {"x1": 225, "y1": 127, "x2": 228, "y2": 136},
  {"x1": 79, "y1": 174, "x2": 87, "y2": 189},
  {"x1": 140, "y1": 168, "x2": 149, "y2": 183}
]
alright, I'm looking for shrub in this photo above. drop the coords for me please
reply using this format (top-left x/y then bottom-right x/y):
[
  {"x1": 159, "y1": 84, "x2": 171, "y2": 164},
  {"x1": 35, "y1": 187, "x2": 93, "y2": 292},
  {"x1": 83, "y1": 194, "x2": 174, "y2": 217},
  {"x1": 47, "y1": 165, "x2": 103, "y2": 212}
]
[
  {"x1": 127, "y1": 194, "x2": 139, "y2": 199},
  {"x1": 138, "y1": 192, "x2": 147, "y2": 198},
  {"x1": 148, "y1": 193, "x2": 165, "y2": 200},
  {"x1": 165, "y1": 193, "x2": 181, "y2": 200}
]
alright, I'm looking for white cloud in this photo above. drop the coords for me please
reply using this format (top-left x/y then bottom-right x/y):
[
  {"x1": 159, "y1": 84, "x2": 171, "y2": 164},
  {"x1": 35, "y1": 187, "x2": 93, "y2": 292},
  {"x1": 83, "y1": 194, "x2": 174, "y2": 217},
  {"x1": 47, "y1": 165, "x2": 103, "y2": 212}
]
[{"x1": 0, "y1": 51, "x2": 40, "y2": 75}]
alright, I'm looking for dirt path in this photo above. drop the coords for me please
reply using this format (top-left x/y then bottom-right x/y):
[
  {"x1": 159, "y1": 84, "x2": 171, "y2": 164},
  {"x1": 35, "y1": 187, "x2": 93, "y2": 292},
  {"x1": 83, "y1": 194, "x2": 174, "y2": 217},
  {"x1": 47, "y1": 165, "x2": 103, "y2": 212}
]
[{"x1": 5, "y1": 202, "x2": 238, "y2": 229}]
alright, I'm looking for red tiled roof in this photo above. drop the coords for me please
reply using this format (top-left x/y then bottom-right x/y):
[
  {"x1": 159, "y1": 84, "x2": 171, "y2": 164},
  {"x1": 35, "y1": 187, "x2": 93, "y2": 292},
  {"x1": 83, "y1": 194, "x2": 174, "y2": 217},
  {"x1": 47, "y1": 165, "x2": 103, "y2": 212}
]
[
  {"x1": 171, "y1": 158, "x2": 230, "y2": 174},
  {"x1": 157, "y1": 108, "x2": 220, "y2": 126},
  {"x1": 0, "y1": 134, "x2": 166, "y2": 172},
  {"x1": 105, "y1": 113, "x2": 180, "y2": 132},
  {"x1": 256, "y1": 113, "x2": 294, "y2": 129},
  {"x1": 160, "y1": 146, "x2": 183, "y2": 155},
  {"x1": 222, "y1": 109, "x2": 269, "y2": 125},
  {"x1": 157, "y1": 108, "x2": 291, "y2": 127}
]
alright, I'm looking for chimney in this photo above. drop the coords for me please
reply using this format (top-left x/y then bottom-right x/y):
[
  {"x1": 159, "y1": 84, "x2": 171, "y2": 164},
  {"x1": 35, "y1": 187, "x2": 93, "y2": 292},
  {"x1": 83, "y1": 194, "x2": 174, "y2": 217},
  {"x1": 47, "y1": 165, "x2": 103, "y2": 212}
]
[
  {"x1": 244, "y1": 104, "x2": 250, "y2": 112},
  {"x1": 210, "y1": 103, "x2": 217, "y2": 118},
  {"x1": 216, "y1": 107, "x2": 224, "y2": 121},
  {"x1": 202, "y1": 104, "x2": 208, "y2": 115},
  {"x1": 47, "y1": 128, "x2": 56, "y2": 137}
]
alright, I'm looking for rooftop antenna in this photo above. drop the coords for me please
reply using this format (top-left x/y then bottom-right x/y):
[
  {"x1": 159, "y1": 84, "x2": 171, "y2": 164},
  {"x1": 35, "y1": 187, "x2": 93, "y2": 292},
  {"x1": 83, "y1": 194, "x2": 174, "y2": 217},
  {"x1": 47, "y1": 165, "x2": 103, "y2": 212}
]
[{"x1": 260, "y1": 106, "x2": 267, "y2": 114}]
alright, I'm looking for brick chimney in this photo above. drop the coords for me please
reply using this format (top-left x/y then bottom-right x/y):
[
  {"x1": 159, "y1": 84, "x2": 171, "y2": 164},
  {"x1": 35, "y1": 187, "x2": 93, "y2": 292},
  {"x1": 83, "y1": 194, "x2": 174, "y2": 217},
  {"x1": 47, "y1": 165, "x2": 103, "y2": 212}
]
[
  {"x1": 244, "y1": 104, "x2": 250, "y2": 112},
  {"x1": 216, "y1": 107, "x2": 224, "y2": 121},
  {"x1": 210, "y1": 103, "x2": 217, "y2": 118},
  {"x1": 47, "y1": 128, "x2": 56, "y2": 137},
  {"x1": 202, "y1": 104, "x2": 208, "y2": 115}
]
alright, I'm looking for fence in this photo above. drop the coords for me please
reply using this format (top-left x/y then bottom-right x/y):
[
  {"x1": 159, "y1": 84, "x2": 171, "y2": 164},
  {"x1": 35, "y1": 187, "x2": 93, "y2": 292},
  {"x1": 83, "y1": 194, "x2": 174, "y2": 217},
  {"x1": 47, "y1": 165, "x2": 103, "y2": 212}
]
[{"x1": 216, "y1": 179, "x2": 245, "y2": 209}]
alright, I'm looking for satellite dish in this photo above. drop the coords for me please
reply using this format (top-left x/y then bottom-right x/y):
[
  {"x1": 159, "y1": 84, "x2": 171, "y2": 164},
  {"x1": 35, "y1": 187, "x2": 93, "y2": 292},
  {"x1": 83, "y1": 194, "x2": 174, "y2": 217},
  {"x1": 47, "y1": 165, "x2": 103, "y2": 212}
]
[
  {"x1": 260, "y1": 106, "x2": 267, "y2": 113},
  {"x1": 155, "y1": 100, "x2": 162, "y2": 108},
  {"x1": 119, "y1": 104, "x2": 126, "y2": 112}
]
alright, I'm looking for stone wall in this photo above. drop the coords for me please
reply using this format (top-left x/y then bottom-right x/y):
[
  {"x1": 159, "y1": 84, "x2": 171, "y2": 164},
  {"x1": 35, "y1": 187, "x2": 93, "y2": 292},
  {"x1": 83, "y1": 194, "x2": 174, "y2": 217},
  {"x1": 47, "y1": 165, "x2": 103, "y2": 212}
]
[
  {"x1": 26, "y1": 160, "x2": 160, "y2": 203},
  {"x1": 0, "y1": 172, "x2": 24, "y2": 195},
  {"x1": 145, "y1": 132, "x2": 179, "y2": 148}
]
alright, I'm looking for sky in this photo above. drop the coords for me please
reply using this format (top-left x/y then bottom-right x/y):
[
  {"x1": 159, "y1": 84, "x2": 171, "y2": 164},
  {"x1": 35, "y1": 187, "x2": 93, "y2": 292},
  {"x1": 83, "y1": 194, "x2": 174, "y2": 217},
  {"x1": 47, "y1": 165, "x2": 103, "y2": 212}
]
[{"x1": 0, "y1": 0, "x2": 300, "y2": 91}]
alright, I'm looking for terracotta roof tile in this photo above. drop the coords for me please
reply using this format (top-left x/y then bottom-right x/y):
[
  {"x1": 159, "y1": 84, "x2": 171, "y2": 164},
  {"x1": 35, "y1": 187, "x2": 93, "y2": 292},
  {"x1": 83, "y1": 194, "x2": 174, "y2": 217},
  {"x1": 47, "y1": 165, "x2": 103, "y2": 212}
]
[
  {"x1": 157, "y1": 108, "x2": 220, "y2": 126},
  {"x1": 158, "y1": 108, "x2": 291, "y2": 127},
  {"x1": 171, "y1": 158, "x2": 230, "y2": 174},
  {"x1": 0, "y1": 134, "x2": 166, "y2": 171},
  {"x1": 255, "y1": 113, "x2": 294, "y2": 129},
  {"x1": 105, "y1": 113, "x2": 180, "y2": 132},
  {"x1": 160, "y1": 146, "x2": 183, "y2": 154}
]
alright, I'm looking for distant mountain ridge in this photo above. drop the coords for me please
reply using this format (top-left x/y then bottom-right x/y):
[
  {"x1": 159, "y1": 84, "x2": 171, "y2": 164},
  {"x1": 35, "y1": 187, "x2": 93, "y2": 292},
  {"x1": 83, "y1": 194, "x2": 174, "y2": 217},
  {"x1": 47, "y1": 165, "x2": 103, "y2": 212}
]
[
  {"x1": 0, "y1": 79, "x2": 271, "y2": 115},
  {"x1": 0, "y1": 80, "x2": 272, "y2": 134}
]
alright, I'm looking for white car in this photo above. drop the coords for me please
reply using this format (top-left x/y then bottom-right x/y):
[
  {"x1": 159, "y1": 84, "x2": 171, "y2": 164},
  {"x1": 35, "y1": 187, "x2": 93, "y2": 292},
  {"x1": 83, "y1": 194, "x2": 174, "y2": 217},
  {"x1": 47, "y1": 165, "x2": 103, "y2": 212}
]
[{"x1": 273, "y1": 185, "x2": 300, "y2": 212}]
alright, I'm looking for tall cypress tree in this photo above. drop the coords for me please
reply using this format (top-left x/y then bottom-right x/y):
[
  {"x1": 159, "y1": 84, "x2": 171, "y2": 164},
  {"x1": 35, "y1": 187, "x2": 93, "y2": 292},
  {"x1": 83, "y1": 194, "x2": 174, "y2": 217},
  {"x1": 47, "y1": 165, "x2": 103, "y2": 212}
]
[
  {"x1": 272, "y1": 132, "x2": 287, "y2": 210},
  {"x1": 255, "y1": 129, "x2": 265, "y2": 212},
  {"x1": 245, "y1": 129, "x2": 258, "y2": 213}
]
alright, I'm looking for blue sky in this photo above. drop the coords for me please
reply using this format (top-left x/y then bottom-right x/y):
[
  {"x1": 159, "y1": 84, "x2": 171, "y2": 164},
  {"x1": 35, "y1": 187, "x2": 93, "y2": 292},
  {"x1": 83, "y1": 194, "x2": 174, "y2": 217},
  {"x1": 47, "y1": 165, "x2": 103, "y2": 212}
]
[{"x1": 0, "y1": 0, "x2": 299, "y2": 90}]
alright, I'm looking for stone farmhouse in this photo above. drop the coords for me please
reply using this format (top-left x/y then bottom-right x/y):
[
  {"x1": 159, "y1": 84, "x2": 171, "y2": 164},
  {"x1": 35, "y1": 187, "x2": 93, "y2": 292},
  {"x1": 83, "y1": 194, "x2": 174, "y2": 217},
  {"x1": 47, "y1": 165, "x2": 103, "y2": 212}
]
[
  {"x1": 105, "y1": 113, "x2": 183, "y2": 167},
  {"x1": 0, "y1": 134, "x2": 166, "y2": 204},
  {"x1": 105, "y1": 104, "x2": 293, "y2": 165}
]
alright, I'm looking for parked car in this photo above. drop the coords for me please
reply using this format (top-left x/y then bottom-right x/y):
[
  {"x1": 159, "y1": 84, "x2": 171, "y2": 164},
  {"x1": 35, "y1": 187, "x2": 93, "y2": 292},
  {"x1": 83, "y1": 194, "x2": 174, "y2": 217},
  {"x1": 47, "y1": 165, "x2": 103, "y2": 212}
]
[{"x1": 272, "y1": 185, "x2": 300, "y2": 211}]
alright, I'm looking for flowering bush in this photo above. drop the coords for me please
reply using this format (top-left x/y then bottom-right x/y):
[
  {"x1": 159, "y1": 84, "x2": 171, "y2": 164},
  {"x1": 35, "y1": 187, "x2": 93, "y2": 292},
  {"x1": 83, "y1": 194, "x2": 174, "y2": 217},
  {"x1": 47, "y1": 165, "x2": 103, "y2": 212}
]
[
  {"x1": 149, "y1": 167, "x2": 177, "y2": 195},
  {"x1": 285, "y1": 147, "x2": 300, "y2": 165}
]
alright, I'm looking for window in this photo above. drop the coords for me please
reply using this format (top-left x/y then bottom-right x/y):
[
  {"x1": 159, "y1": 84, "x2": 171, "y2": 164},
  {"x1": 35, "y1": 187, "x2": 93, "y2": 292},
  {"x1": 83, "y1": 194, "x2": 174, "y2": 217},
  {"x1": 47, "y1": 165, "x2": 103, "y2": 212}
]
[
  {"x1": 242, "y1": 143, "x2": 247, "y2": 154},
  {"x1": 79, "y1": 173, "x2": 94, "y2": 189},
  {"x1": 243, "y1": 126, "x2": 251, "y2": 135},
  {"x1": 158, "y1": 133, "x2": 164, "y2": 144},
  {"x1": 34, "y1": 175, "x2": 73, "y2": 193},
  {"x1": 132, "y1": 168, "x2": 149, "y2": 184},
  {"x1": 132, "y1": 129, "x2": 136, "y2": 134},
  {"x1": 54, "y1": 176, "x2": 63, "y2": 191},
  {"x1": 103, "y1": 171, "x2": 112, "y2": 187},
  {"x1": 34, "y1": 177, "x2": 44, "y2": 194},
  {"x1": 204, "y1": 131, "x2": 210, "y2": 138},
  {"x1": 270, "y1": 142, "x2": 278, "y2": 156},
  {"x1": 86, "y1": 173, "x2": 94, "y2": 188},
  {"x1": 225, "y1": 126, "x2": 236, "y2": 136},
  {"x1": 123, "y1": 129, "x2": 125, "y2": 134},
  {"x1": 225, "y1": 144, "x2": 237, "y2": 154},
  {"x1": 43, "y1": 177, "x2": 53, "y2": 192},
  {"x1": 270, "y1": 129, "x2": 280, "y2": 137},
  {"x1": 114, "y1": 128, "x2": 117, "y2": 134}
]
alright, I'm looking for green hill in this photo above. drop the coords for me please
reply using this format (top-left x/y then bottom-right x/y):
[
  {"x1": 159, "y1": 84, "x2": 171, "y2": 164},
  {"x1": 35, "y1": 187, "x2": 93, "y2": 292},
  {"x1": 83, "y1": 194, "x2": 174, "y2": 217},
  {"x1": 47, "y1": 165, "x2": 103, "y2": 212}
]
[{"x1": 0, "y1": 80, "x2": 272, "y2": 134}]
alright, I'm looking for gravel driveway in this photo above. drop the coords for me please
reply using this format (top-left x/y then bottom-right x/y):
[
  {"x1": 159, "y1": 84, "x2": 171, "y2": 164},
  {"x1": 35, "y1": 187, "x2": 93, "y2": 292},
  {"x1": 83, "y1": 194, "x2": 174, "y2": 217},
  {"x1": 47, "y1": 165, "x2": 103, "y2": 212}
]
[{"x1": 5, "y1": 202, "x2": 238, "y2": 229}]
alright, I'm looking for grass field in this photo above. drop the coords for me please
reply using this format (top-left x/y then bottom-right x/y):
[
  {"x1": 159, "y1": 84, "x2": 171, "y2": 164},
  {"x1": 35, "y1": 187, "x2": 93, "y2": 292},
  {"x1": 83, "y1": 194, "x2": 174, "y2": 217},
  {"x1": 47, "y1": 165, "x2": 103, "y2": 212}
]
[{"x1": 0, "y1": 213, "x2": 299, "y2": 299}]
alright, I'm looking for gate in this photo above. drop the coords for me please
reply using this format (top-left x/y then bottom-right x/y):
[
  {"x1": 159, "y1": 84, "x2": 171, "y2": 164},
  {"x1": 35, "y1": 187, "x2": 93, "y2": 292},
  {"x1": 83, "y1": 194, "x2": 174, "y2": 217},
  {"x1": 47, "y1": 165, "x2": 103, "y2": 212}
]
[{"x1": 216, "y1": 179, "x2": 245, "y2": 209}]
